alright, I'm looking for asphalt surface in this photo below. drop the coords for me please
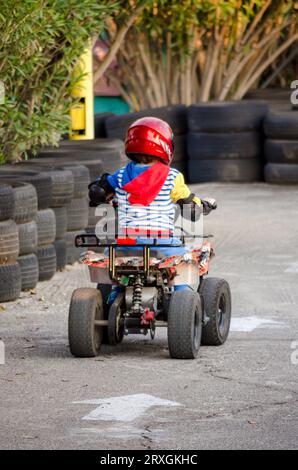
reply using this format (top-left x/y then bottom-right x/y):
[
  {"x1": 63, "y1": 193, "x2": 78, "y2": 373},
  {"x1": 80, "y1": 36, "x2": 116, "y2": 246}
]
[{"x1": 0, "y1": 182, "x2": 298, "y2": 450}]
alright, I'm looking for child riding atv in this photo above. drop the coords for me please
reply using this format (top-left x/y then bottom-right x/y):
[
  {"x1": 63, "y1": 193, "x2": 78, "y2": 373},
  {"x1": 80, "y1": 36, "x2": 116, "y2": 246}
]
[
  {"x1": 68, "y1": 117, "x2": 231, "y2": 359},
  {"x1": 88, "y1": 117, "x2": 216, "y2": 253}
]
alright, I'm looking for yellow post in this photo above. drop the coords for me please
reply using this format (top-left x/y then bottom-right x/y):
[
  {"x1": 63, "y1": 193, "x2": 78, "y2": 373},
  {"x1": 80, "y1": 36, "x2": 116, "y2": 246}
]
[{"x1": 70, "y1": 41, "x2": 94, "y2": 140}]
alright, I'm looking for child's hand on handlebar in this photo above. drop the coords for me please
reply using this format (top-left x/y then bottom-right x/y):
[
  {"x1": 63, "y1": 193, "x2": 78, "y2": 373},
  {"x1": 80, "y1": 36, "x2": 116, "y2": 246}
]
[{"x1": 201, "y1": 198, "x2": 217, "y2": 215}]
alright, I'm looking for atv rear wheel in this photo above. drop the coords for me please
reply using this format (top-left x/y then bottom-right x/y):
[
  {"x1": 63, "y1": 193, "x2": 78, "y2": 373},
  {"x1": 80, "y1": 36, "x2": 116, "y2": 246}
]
[
  {"x1": 108, "y1": 293, "x2": 125, "y2": 346},
  {"x1": 97, "y1": 283, "x2": 112, "y2": 344},
  {"x1": 68, "y1": 288, "x2": 104, "y2": 357},
  {"x1": 167, "y1": 289, "x2": 202, "y2": 359},
  {"x1": 200, "y1": 278, "x2": 231, "y2": 346}
]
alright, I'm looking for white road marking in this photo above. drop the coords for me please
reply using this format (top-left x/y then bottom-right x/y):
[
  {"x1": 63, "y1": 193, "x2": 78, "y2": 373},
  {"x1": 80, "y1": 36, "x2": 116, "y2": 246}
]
[
  {"x1": 285, "y1": 262, "x2": 298, "y2": 273},
  {"x1": 230, "y1": 316, "x2": 284, "y2": 332},
  {"x1": 73, "y1": 393, "x2": 181, "y2": 422}
]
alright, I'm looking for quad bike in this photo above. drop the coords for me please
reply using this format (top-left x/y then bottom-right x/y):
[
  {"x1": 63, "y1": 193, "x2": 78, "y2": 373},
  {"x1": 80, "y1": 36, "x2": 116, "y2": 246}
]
[{"x1": 68, "y1": 229, "x2": 232, "y2": 360}]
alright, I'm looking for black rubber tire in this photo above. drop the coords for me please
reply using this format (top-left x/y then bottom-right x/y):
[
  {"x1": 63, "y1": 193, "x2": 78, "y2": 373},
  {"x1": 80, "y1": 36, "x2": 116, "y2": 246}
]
[
  {"x1": 68, "y1": 287, "x2": 104, "y2": 357},
  {"x1": 42, "y1": 138, "x2": 124, "y2": 152},
  {"x1": 187, "y1": 159, "x2": 262, "y2": 183},
  {"x1": 187, "y1": 132, "x2": 261, "y2": 160},
  {"x1": 87, "y1": 205, "x2": 98, "y2": 230},
  {"x1": 0, "y1": 170, "x2": 52, "y2": 210},
  {"x1": 85, "y1": 158, "x2": 123, "y2": 178},
  {"x1": 94, "y1": 112, "x2": 114, "y2": 138},
  {"x1": 18, "y1": 254, "x2": 39, "y2": 290},
  {"x1": 54, "y1": 239, "x2": 67, "y2": 270},
  {"x1": 167, "y1": 289, "x2": 202, "y2": 359},
  {"x1": 0, "y1": 263, "x2": 21, "y2": 302},
  {"x1": 245, "y1": 88, "x2": 291, "y2": 102},
  {"x1": 36, "y1": 148, "x2": 118, "y2": 162},
  {"x1": 264, "y1": 163, "x2": 298, "y2": 184},
  {"x1": 59, "y1": 165, "x2": 90, "y2": 198},
  {"x1": 264, "y1": 110, "x2": 298, "y2": 139},
  {"x1": 59, "y1": 155, "x2": 123, "y2": 178},
  {"x1": 188, "y1": 100, "x2": 268, "y2": 133},
  {"x1": 18, "y1": 220, "x2": 38, "y2": 256},
  {"x1": 11, "y1": 182, "x2": 38, "y2": 224},
  {"x1": 34, "y1": 209, "x2": 56, "y2": 246},
  {"x1": 66, "y1": 197, "x2": 89, "y2": 231},
  {"x1": 65, "y1": 231, "x2": 84, "y2": 264},
  {"x1": 37, "y1": 168, "x2": 74, "y2": 207},
  {"x1": 37, "y1": 244, "x2": 57, "y2": 281},
  {"x1": 58, "y1": 159, "x2": 104, "y2": 182},
  {"x1": 264, "y1": 139, "x2": 298, "y2": 163},
  {"x1": 18, "y1": 164, "x2": 75, "y2": 207},
  {"x1": 172, "y1": 162, "x2": 186, "y2": 175},
  {"x1": 0, "y1": 220, "x2": 19, "y2": 264},
  {"x1": 199, "y1": 277, "x2": 232, "y2": 346},
  {"x1": 108, "y1": 294, "x2": 124, "y2": 346},
  {"x1": 173, "y1": 135, "x2": 187, "y2": 163},
  {"x1": 52, "y1": 206, "x2": 67, "y2": 240},
  {"x1": 0, "y1": 183, "x2": 15, "y2": 222},
  {"x1": 33, "y1": 157, "x2": 105, "y2": 181},
  {"x1": 105, "y1": 105, "x2": 188, "y2": 140},
  {"x1": 29, "y1": 152, "x2": 123, "y2": 177},
  {"x1": 97, "y1": 283, "x2": 112, "y2": 344}
]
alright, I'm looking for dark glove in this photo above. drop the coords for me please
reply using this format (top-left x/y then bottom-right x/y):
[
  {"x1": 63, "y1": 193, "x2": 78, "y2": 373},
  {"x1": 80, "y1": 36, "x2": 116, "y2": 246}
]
[
  {"x1": 88, "y1": 173, "x2": 115, "y2": 207},
  {"x1": 176, "y1": 193, "x2": 202, "y2": 222},
  {"x1": 201, "y1": 198, "x2": 217, "y2": 215}
]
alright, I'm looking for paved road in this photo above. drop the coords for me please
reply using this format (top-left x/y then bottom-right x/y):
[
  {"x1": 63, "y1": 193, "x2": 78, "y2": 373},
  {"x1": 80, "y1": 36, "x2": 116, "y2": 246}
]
[{"x1": 0, "y1": 183, "x2": 298, "y2": 450}]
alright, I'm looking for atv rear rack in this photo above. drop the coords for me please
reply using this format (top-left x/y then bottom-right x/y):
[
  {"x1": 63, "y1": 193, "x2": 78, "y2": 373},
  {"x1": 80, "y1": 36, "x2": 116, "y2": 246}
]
[{"x1": 75, "y1": 233, "x2": 183, "y2": 277}]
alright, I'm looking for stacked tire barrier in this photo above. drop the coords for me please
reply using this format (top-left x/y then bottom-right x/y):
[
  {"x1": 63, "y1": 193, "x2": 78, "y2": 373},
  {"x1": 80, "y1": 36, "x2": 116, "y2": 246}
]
[
  {"x1": 26, "y1": 166, "x2": 75, "y2": 278},
  {"x1": 0, "y1": 183, "x2": 21, "y2": 302},
  {"x1": 94, "y1": 112, "x2": 114, "y2": 138},
  {"x1": 64, "y1": 165, "x2": 90, "y2": 265},
  {"x1": 35, "y1": 138, "x2": 126, "y2": 232},
  {"x1": 10, "y1": 162, "x2": 90, "y2": 266},
  {"x1": 245, "y1": 88, "x2": 292, "y2": 111},
  {"x1": 37, "y1": 138, "x2": 126, "y2": 174},
  {"x1": 187, "y1": 101, "x2": 268, "y2": 183},
  {"x1": 104, "y1": 105, "x2": 188, "y2": 174},
  {"x1": 264, "y1": 108, "x2": 298, "y2": 184},
  {"x1": 11, "y1": 182, "x2": 39, "y2": 290}
]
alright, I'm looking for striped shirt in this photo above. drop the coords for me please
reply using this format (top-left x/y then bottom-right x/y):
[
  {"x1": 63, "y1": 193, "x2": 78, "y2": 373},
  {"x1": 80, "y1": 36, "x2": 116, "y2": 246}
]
[{"x1": 115, "y1": 166, "x2": 179, "y2": 234}]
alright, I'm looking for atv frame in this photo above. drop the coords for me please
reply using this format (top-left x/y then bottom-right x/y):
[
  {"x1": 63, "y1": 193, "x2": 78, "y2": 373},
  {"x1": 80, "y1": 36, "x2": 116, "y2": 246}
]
[{"x1": 68, "y1": 233, "x2": 232, "y2": 359}]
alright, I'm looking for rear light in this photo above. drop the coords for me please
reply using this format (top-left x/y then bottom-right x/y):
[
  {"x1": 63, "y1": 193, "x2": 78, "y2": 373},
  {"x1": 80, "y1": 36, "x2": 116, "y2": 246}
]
[{"x1": 116, "y1": 237, "x2": 137, "y2": 246}]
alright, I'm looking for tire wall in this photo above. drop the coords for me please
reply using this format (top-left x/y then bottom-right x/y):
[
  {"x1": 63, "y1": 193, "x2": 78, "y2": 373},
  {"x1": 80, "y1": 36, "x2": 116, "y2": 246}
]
[
  {"x1": 263, "y1": 109, "x2": 298, "y2": 184},
  {"x1": 186, "y1": 100, "x2": 268, "y2": 183}
]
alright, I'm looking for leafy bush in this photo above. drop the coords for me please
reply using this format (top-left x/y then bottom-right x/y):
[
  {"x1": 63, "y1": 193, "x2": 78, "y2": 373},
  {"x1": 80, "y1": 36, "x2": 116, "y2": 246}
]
[
  {"x1": 102, "y1": 0, "x2": 298, "y2": 109},
  {"x1": 0, "y1": 0, "x2": 116, "y2": 163}
]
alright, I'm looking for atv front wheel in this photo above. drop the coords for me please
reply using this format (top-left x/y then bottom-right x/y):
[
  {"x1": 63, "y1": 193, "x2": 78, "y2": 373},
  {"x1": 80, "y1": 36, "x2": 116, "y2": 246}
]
[
  {"x1": 167, "y1": 289, "x2": 202, "y2": 359},
  {"x1": 68, "y1": 288, "x2": 104, "y2": 357},
  {"x1": 200, "y1": 277, "x2": 231, "y2": 346}
]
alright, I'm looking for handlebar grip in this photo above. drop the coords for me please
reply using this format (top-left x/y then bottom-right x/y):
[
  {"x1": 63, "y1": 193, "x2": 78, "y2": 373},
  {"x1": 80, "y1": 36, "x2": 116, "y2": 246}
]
[{"x1": 203, "y1": 198, "x2": 217, "y2": 210}]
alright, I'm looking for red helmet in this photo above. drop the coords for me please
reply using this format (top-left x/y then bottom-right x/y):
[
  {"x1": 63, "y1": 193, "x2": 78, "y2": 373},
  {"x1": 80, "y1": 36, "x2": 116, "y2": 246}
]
[{"x1": 125, "y1": 117, "x2": 174, "y2": 165}]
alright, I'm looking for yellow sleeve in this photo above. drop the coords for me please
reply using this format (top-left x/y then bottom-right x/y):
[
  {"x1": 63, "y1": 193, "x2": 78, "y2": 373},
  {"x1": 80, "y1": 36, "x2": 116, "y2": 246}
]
[{"x1": 170, "y1": 172, "x2": 201, "y2": 205}]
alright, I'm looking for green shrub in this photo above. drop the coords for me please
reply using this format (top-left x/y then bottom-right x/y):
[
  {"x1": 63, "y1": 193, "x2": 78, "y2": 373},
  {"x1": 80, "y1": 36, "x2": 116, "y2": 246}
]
[{"x1": 0, "y1": 0, "x2": 116, "y2": 163}]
